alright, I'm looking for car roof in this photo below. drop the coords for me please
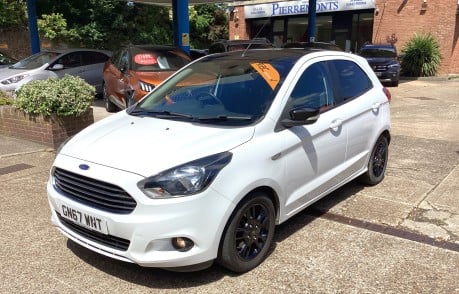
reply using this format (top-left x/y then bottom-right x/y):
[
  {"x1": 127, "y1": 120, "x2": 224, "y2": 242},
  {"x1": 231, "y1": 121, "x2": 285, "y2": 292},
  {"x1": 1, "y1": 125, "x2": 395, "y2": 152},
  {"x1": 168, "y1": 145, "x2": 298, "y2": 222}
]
[
  {"x1": 212, "y1": 38, "x2": 272, "y2": 46},
  {"x1": 208, "y1": 47, "x2": 349, "y2": 62},
  {"x1": 282, "y1": 41, "x2": 342, "y2": 51},
  {"x1": 41, "y1": 48, "x2": 112, "y2": 56}
]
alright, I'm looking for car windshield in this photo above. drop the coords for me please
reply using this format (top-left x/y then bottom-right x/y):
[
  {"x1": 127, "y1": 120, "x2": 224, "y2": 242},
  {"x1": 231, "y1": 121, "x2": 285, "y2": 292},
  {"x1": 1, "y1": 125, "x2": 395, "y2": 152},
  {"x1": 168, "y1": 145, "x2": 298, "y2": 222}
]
[
  {"x1": 10, "y1": 51, "x2": 60, "y2": 69},
  {"x1": 130, "y1": 52, "x2": 295, "y2": 126},
  {"x1": 131, "y1": 47, "x2": 189, "y2": 71},
  {"x1": 359, "y1": 48, "x2": 397, "y2": 58}
]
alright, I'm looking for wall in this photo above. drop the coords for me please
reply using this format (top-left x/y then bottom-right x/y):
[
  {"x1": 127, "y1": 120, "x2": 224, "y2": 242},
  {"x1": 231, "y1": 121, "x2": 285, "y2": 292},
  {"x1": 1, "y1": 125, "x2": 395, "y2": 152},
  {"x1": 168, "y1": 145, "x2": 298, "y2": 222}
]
[
  {"x1": 0, "y1": 28, "x2": 32, "y2": 60},
  {"x1": 0, "y1": 106, "x2": 94, "y2": 148},
  {"x1": 373, "y1": 0, "x2": 458, "y2": 75}
]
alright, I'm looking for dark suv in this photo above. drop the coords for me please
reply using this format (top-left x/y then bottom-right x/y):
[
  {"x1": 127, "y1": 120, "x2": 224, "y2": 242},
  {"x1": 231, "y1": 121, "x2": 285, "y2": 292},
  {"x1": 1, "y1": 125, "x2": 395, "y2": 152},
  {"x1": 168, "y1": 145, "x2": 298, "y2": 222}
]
[{"x1": 359, "y1": 44, "x2": 400, "y2": 86}]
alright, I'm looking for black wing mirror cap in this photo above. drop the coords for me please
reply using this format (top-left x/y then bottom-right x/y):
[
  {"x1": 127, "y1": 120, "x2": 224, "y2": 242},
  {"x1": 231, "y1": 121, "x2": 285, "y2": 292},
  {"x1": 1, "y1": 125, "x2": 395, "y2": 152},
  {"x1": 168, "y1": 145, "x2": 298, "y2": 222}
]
[{"x1": 281, "y1": 107, "x2": 320, "y2": 127}]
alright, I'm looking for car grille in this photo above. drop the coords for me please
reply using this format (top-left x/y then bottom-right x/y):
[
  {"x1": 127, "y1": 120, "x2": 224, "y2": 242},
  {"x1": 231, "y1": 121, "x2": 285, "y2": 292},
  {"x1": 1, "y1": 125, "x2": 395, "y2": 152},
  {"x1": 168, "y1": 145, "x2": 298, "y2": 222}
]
[
  {"x1": 372, "y1": 65, "x2": 388, "y2": 71},
  {"x1": 53, "y1": 167, "x2": 137, "y2": 214},
  {"x1": 57, "y1": 212, "x2": 130, "y2": 251}
]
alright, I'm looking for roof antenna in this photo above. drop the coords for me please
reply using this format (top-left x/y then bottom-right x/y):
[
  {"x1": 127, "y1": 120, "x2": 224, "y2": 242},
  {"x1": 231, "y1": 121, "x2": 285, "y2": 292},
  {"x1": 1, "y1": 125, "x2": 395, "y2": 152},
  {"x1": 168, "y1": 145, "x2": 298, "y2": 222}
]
[{"x1": 241, "y1": 21, "x2": 269, "y2": 57}]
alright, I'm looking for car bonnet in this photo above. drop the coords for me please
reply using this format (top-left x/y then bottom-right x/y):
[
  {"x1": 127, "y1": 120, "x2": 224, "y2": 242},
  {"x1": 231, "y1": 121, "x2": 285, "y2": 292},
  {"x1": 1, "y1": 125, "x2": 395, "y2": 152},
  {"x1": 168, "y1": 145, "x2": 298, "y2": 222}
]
[{"x1": 59, "y1": 112, "x2": 255, "y2": 177}]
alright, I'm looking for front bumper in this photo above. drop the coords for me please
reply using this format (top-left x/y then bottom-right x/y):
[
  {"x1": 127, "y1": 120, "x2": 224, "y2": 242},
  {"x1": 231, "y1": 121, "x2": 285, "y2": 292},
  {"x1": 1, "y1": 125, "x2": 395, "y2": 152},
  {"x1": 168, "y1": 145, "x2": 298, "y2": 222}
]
[{"x1": 47, "y1": 155, "x2": 235, "y2": 269}]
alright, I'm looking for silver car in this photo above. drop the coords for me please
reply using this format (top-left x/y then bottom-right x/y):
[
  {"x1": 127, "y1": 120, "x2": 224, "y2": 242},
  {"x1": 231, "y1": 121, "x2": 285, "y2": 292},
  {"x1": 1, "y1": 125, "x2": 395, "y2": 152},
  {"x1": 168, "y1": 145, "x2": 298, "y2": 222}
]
[{"x1": 0, "y1": 49, "x2": 111, "y2": 95}]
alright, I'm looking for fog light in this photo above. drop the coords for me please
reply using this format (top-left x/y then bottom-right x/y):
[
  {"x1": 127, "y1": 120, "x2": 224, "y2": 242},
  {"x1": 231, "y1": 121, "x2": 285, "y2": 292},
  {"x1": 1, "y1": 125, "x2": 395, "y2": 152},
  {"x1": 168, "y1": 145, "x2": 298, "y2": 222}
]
[{"x1": 171, "y1": 237, "x2": 194, "y2": 251}]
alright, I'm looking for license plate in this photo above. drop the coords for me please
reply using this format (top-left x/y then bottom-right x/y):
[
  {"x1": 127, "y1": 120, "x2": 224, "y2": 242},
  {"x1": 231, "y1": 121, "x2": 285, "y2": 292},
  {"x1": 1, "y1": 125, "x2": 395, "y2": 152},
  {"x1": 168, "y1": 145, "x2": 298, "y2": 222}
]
[{"x1": 60, "y1": 204, "x2": 108, "y2": 234}]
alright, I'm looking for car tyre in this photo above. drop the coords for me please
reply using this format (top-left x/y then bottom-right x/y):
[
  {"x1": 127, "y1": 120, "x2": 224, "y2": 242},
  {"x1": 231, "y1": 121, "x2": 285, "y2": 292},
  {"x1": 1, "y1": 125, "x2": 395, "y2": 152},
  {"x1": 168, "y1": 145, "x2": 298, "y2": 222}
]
[
  {"x1": 218, "y1": 191, "x2": 275, "y2": 273},
  {"x1": 392, "y1": 80, "x2": 399, "y2": 87},
  {"x1": 360, "y1": 135, "x2": 389, "y2": 185},
  {"x1": 103, "y1": 83, "x2": 118, "y2": 113}
]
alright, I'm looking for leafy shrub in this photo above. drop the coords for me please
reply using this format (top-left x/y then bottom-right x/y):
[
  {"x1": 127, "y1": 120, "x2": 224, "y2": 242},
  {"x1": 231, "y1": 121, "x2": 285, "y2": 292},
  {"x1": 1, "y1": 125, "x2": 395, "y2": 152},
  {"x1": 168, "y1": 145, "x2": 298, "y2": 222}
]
[
  {"x1": 0, "y1": 91, "x2": 12, "y2": 105},
  {"x1": 14, "y1": 75, "x2": 95, "y2": 116},
  {"x1": 401, "y1": 33, "x2": 442, "y2": 77}
]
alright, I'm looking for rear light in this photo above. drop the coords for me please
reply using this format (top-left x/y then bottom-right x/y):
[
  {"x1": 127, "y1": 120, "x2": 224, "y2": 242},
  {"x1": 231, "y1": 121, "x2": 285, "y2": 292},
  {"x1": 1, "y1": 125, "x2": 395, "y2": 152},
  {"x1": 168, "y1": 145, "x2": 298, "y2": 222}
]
[{"x1": 383, "y1": 87, "x2": 391, "y2": 103}]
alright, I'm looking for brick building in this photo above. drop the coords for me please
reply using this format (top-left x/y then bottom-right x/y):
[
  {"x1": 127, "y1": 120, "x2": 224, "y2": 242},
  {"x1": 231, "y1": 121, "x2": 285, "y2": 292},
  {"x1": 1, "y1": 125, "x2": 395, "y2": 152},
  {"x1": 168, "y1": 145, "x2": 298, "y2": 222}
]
[{"x1": 229, "y1": 0, "x2": 459, "y2": 75}]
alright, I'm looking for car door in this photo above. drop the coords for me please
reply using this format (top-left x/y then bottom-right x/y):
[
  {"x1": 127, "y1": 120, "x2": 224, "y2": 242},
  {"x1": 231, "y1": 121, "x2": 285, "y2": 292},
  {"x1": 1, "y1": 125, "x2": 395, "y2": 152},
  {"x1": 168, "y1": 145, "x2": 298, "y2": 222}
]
[
  {"x1": 106, "y1": 49, "x2": 131, "y2": 104},
  {"x1": 278, "y1": 59, "x2": 349, "y2": 216},
  {"x1": 328, "y1": 59, "x2": 383, "y2": 175},
  {"x1": 79, "y1": 51, "x2": 110, "y2": 93},
  {"x1": 52, "y1": 52, "x2": 84, "y2": 79}
]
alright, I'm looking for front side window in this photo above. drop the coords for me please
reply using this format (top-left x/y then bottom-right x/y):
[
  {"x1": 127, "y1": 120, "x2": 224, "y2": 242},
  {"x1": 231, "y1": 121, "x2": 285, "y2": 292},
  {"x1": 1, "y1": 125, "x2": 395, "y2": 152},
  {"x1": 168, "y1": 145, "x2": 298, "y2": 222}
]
[{"x1": 287, "y1": 61, "x2": 335, "y2": 113}]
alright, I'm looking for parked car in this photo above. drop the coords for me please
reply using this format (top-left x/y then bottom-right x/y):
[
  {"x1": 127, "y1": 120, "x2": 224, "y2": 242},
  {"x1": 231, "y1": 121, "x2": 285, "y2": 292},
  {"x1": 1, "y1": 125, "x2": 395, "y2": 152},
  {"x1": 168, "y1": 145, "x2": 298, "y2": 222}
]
[
  {"x1": 47, "y1": 48, "x2": 391, "y2": 273},
  {"x1": 283, "y1": 41, "x2": 342, "y2": 51},
  {"x1": 358, "y1": 43, "x2": 400, "y2": 86},
  {"x1": 0, "y1": 51, "x2": 17, "y2": 68},
  {"x1": 189, "y1": 48, "x2": 208, "y2": 60},
  {"x1": 208, "y1": 38, "x2": 275, "y2": 53},
  {"x1": 103, "y1": 45, "x2": 191, "y2": 112},
  {"x1": 0, "y1": 49, "x2": 111, "y2": 95}
]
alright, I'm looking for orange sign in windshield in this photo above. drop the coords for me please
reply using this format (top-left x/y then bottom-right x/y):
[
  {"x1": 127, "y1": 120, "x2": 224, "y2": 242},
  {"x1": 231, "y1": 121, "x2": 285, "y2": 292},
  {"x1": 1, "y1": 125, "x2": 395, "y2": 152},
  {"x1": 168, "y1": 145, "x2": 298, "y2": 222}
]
[{"x1": 250, "y1": 62, "x2": 280, "y2": 90}]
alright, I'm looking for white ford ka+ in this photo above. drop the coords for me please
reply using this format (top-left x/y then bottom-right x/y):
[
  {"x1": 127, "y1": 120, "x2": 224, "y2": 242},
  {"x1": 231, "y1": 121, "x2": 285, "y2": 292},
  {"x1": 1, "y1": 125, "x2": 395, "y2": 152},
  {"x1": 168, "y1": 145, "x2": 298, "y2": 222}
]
[{"x1": 47, "y1": 47, "x2": 391, "y2": 273}]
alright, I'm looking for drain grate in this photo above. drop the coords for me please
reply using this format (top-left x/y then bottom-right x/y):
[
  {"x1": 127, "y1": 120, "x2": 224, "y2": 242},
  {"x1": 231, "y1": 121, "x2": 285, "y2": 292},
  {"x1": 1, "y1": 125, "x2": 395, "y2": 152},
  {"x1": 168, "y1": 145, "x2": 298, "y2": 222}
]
[
  {"x1": 0, "y1": 163, "x2": 34, "y2": 175},
  {"x1": 309, "y1": 208, "x2": 459, "y2": 253}
]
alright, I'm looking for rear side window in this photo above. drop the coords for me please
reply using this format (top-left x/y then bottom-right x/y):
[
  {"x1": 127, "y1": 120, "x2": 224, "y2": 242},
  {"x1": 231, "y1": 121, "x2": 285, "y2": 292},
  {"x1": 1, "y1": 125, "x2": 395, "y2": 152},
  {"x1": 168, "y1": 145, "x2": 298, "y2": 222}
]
[
  {"x1": 81, "y1": 51, "x2": 109, "y2": 65},
  {"x1": 330, "y1": 59, "x2": 372, "y2": 101}
]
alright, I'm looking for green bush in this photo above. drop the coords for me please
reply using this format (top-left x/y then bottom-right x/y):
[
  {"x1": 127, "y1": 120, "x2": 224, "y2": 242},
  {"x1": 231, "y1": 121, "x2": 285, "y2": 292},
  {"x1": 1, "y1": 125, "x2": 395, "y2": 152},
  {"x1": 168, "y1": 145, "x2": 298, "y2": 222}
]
[
  {"x1": 14, "y1": 75, "x2": 95, "y2": 116},
  {"x1": 401, "y1": 33, "x2": 442, "y2": 77},
  {"x1": 0, "y1": 91, "x2": 12, "y2": 105}
]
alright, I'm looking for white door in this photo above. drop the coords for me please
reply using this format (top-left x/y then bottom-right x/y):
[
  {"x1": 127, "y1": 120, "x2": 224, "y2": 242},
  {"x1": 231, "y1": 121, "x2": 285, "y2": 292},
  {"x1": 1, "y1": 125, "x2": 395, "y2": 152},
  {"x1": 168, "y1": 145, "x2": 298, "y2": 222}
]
[{"x1": 278, "y1": 60, "x2": 348, "y2": 217}]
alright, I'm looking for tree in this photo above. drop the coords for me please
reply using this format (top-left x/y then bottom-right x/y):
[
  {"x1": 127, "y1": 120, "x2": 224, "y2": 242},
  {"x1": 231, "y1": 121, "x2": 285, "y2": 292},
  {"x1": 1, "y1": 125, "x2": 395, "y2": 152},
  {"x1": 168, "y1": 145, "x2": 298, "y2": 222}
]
[
  {"x1": 189, "y1": 4, "x2": 228, "y2": 49},
  {"x1": 0, "y1": 0, "x2": 28, "y2": 28},
  {"x1": 36, "y1": 0, "x2": 173, "y2": 49}
]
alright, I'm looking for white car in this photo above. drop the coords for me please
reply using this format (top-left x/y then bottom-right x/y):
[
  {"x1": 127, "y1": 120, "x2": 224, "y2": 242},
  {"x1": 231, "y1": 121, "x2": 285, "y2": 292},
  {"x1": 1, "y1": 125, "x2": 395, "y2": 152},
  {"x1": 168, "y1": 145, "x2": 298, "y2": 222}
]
[
  {"x1": 47, "y1": 48, "x2": 391, "y2": 273},
  {"x1": 0, "y1": 49, "x2": 111, "y2": 95}
]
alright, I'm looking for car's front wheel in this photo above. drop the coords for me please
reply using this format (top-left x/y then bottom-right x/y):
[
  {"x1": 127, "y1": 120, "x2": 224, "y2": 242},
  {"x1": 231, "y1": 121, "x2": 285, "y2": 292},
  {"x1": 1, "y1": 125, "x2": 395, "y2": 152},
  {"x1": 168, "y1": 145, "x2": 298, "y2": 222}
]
[
  {"x1": 218, "y1": 191, "x2": 275, "y2": 273},
  {"x1": 103, "y1": 83, "x2": 118, "y2": 113},
  {"x1": 360, "y1": 135, "x2": 389, "y2": 185}
]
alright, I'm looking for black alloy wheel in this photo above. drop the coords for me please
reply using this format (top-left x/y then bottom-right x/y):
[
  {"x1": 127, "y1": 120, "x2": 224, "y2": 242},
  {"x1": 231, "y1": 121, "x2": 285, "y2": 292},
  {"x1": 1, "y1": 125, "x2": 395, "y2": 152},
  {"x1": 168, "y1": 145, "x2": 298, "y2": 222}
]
[
  {"x1": 218, "y1": 191, "x2": 275, "y2": 273},
  {"x1": 360, "y1": 135, "x2": 389, "y2": 185}
]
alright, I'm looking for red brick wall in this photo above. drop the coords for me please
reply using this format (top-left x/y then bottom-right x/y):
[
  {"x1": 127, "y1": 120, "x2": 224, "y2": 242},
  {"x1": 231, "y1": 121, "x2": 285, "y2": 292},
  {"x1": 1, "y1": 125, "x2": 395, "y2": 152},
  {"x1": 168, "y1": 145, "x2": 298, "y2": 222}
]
[
  {"x1": 229, "y1": 6, "x2": 250, "y2": 40},
  {"x1": 0, "y1": 106, "x2": 94, "y2": 148},
  {"x1": 373, "y1": 0, "x2": 458, "y2": 75}
]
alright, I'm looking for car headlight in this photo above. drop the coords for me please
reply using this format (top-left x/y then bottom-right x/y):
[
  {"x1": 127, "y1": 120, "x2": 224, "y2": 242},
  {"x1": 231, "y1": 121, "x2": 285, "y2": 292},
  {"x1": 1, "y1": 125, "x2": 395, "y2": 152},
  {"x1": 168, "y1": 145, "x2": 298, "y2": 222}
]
[
  {"x1": 387, "y1": 63, "x2": 400, "y2": 69},
  {"x1": 138, "y1": 152, "x2": 233, "y2": 198},
  {"x1": 139, "y1": 80, "x2": 155, "y2": 92},
  {"x1": 1, "y1": 74, "x2": 28, "y2": 85}
]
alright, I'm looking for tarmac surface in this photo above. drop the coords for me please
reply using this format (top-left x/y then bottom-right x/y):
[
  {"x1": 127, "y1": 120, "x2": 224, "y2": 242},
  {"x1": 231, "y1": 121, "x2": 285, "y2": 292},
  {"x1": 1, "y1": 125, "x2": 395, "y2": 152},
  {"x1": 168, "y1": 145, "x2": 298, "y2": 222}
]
[{"x1": 0, "y1": 79, "x2": 458, "y2": 293}]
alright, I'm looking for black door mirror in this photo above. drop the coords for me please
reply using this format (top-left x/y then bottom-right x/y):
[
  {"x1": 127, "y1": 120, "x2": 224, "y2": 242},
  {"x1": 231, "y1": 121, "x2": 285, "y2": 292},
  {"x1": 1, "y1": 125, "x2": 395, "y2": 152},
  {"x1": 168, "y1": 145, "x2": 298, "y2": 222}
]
[{"x1": 281, "y1": 107, "x2": 320, "y2": 127}]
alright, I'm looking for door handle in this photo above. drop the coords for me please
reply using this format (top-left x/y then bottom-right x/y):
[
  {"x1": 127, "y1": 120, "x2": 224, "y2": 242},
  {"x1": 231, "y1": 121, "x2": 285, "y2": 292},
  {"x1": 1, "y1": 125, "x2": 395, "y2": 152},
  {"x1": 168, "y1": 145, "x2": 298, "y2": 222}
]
[{"x1": 329, "y1": 119, "x2": 343, "y2": 131}]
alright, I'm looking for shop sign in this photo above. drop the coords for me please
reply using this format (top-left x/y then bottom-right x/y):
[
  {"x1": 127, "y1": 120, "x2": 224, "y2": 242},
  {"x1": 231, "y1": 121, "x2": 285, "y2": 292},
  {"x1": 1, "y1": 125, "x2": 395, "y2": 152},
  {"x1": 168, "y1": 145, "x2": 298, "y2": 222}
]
[{"x1": 244, "y1": 0, "x2": 375, "y2": 19}]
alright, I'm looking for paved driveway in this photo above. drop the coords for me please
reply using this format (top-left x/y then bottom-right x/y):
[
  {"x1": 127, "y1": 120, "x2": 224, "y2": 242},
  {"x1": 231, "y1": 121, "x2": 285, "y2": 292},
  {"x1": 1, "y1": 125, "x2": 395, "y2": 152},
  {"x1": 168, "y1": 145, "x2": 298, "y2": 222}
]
[{"x1": 0, "y1": 79, "x2": 458, "y2": 293}]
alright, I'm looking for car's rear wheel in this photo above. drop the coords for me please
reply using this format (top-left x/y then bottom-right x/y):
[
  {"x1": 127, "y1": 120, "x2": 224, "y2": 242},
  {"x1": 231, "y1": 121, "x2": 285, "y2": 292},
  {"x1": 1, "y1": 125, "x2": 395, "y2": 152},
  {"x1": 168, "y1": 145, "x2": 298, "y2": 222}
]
[
  {"x1": 360, "y1": 135, "x2": 389, "y2": 185},
  {"x1": 218, "y1": 191, "x2": 275, "y2": 273},
  {"x1": 103, "y1": 83, "x2": 118, "y2": 113}
]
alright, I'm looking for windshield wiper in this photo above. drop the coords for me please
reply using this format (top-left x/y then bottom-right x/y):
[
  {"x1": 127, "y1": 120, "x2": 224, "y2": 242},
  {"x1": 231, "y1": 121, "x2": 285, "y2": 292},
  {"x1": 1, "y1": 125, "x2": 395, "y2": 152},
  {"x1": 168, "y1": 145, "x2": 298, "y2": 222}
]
[
  {"x1": 195, "y1": 115, "x2": 253, "y2": 122},
  {"x1": 128, "y1": 109, "x2": 193, "y2": 119}
]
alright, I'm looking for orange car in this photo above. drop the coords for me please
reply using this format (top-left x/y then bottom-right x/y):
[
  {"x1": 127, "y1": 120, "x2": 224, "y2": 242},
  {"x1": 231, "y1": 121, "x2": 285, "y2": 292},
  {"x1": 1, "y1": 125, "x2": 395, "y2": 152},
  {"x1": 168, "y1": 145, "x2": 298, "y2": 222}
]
[{"x1": 103, "y1": 45, "x2": 190, "y2": 112}]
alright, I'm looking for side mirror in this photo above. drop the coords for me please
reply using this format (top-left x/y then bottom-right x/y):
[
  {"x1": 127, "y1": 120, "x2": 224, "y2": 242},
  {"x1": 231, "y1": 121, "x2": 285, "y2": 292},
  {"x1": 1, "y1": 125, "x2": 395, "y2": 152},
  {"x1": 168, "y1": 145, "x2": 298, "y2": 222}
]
[
  {"x1": 50, "y1": 63, "x2": 64, "y2": 70},
  {"x1": 281, "y1": 107, "x2": 320, "y2": 127}
]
